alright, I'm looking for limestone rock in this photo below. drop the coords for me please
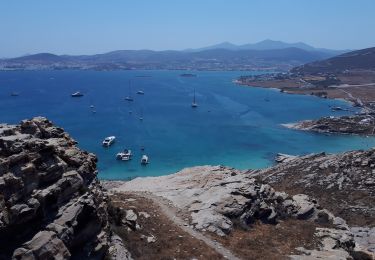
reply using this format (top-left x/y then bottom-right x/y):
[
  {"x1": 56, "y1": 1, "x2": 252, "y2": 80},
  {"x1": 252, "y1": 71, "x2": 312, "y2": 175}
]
[{"x1": 0, "y1": 118, "x2": 121, "y2": 259}]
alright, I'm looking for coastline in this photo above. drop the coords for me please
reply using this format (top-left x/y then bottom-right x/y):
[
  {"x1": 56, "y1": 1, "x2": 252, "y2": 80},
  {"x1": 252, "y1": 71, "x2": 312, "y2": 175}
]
[{"x1": 235, "y1": 80, "x2": 361, "y2": 107}]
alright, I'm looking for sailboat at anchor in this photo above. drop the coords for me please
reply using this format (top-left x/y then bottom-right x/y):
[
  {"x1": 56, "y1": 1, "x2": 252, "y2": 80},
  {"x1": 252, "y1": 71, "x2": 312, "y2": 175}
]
[
  {"x1": 125, "y1": 80, "x2": 134, "y2": 101},
  {"x1": 191, "y1": 88, "x2": 198, "y2": 108}
]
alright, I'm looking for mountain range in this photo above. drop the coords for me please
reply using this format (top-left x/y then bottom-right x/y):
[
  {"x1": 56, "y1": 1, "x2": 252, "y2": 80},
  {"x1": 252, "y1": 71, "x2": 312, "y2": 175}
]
[
  {"x1": 186, "y1": 39, "x2": 349, "y2": 56},
  {"x1": 0, "y1": 40, "x2": 352, "y2": 71}
]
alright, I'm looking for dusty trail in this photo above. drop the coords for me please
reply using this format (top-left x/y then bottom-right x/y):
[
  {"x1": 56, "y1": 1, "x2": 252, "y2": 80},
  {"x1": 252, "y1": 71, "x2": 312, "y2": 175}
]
[{"x1": 137, "y1": 192, "x2": 241, "y2": 260}]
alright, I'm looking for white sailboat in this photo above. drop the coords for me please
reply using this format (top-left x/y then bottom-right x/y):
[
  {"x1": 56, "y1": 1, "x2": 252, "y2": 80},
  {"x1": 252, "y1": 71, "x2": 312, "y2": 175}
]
[
  {"x1": 139, "y1": 109, "x2": 144, "y2": 121},
  {"x1": 125, "y1": 80, "x2": 134, "y2": 101},
  {"x1": 191, "y1": 88, "x2": 198, "y2": 108}
]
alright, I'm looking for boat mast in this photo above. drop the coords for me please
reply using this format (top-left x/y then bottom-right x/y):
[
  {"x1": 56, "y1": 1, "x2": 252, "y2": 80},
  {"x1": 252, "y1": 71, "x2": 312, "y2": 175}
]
[{"x1": 128, "y1": 79, "x2": 132, "y2": 98}]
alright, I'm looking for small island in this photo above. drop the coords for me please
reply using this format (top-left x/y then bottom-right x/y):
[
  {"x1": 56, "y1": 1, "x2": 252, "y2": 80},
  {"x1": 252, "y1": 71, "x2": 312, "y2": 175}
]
[{"x1": 180, "y1": 73, "x2": 197, "y2": 77}]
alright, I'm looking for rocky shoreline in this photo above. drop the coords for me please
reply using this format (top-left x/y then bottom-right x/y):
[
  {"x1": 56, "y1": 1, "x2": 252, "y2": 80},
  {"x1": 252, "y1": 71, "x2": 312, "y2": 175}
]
[
  {"x1": 236, "y1": 66, "x2": 375, "y2": 138},
  {"x1": 1, "y1": 118, "x2": 374, "y2": 259},
  {"x1": 283, "y1": 113, "x2": 375, "y2": 136}
]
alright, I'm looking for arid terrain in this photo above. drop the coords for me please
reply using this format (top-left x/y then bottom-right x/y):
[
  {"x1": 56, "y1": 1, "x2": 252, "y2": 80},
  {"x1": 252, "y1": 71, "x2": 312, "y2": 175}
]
[
  {"x1": 238, "y1": 47, "x2": 375, "y2": 108},
  {"x1": 237, "y1": 70, "x2": 375, "y2": 107}
]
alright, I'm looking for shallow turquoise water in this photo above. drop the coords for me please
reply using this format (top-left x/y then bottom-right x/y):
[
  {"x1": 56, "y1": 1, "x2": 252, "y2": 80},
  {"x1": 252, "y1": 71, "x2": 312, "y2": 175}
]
[{"x1": 1, "y1": 70, "x2": 375, "y2": 179}]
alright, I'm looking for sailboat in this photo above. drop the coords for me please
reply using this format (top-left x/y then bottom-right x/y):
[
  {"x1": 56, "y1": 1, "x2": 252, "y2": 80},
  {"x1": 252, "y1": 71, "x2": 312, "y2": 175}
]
[
  {"x1": 125, "y1": 80, "x2": 134, "y2": 101},
  {"x1": 191, "y1": 88, "x2": 198, "y2": 108},
  {"x1": 139, "y1": 109, "x2": 144, "y2": 121}
]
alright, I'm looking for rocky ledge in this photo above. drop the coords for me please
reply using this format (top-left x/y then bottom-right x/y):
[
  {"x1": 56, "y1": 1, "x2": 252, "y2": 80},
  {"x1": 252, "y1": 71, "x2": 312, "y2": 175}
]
[
  {"x1": 115, "y1": 165, "x2": 374, "y2": 259},
  {"x1": 0, "y1": 117, "x2": 130, "y2": 259},
  {"x1": 284, "y1": 113, "x2": 375, "y2": 136}
]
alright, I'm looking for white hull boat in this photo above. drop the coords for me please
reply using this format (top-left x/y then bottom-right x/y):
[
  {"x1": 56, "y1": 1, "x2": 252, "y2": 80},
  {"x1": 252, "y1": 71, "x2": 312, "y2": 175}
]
[
  {"x1": 141, "y1": 155, "x2": 149, "y2": 165},
  {"x1": 102, "y1": 136, "x2": 116, "y2": 147},
  {"x1": 116, "y1": 149, "x2": 132, "y2": 161}
]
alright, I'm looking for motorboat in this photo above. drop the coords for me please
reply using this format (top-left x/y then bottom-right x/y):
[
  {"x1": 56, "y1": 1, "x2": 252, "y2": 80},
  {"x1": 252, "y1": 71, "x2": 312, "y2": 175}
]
[
  {"x1": 141, "y1": 155, "x2": 149, "y2": 165},
  {"x1": 10, "y1": 92, "x2": 19, "y2": 97},
  {"x1": 102, "y1": 136, "x2": 116, "y2": 147},
  {"x1": 71, "y1": 91, "x2": 84, "y2": 97},
  {"x1": 137, "y1": 90, "x2": 145, "y2": 95},
  {"x1": 116, "y1": 149, "x2": 132, "y2": 161}
]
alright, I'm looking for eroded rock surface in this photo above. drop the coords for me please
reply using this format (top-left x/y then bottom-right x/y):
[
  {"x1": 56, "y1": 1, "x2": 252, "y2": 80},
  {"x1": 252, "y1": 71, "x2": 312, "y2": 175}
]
[
  {"x1": 0, "y1": 117, "x2": 131, "y2": 259},
  {"x1": 256, "y1": 150, "x2": 375, "y2": 228},
  {"x1": 115, "y1": 164, "x2": 375, "y2": 258}
]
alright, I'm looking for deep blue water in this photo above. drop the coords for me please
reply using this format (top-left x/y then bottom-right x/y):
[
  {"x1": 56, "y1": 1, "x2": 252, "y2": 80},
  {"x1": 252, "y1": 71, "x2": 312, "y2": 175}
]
[{"x1": 1, "y1": 70, "x2": 375, "y2": 179}]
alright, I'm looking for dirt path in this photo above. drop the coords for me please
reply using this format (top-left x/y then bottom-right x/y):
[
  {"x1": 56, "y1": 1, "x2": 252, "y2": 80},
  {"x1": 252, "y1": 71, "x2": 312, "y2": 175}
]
[{"x1": 138, "y1": 192, "x2": 241, "y2": 260}]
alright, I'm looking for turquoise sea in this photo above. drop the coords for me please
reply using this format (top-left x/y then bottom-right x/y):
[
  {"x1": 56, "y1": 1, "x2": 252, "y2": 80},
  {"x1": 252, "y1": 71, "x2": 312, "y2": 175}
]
[{"x1": 1, "y1": 70, "x2": 375, "y2": 179}]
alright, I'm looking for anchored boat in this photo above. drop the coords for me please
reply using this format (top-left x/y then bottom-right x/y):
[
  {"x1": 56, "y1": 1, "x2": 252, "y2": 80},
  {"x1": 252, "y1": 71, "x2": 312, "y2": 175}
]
[
  {"x1": 116, "y1": 149, "x2": 132, "y2": 161},
  {"x1": 191, "y1": 88, "x2": 198, "y2": 108},
  {"x1": 125, "y1": 80, "x2": 134, "y2": 101},
  {"x1": 141, "y1": 155, "x2": 149, "y2": 165},
  {"x1": 71, "y1": 91, "x2": 84, "y2": 97},
  {"x1": 102, "y1": 136, "x2": 116, "y2": 147}
]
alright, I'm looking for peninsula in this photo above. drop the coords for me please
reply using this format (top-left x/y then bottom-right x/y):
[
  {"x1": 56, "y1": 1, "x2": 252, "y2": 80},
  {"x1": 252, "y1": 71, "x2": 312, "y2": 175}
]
[{"x1": 237, "y1": 47, "x2": 375, "y2": 136}]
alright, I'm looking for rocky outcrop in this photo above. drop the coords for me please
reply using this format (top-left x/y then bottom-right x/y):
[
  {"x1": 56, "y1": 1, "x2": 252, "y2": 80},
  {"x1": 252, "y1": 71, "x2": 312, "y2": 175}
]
[
  {"x1": 253, "y1": 149, "x2": 375, "y2": 258},
  {"x1": 115, "y1": 165, "x2": 375, "y2": 258},
  {"x1": 284, "y1": 113, "x2": 375, "y2": 136},
  {"x1": 257, "y1": 149, "x2": 375, "y2": 227},
  {"x1": 0, "y1": 117, "x2": 131, "y2": 259}
]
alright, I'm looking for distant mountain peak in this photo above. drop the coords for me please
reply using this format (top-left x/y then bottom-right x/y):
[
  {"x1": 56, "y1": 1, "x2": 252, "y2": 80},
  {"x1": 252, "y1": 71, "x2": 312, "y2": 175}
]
[{"x1": 191, "y1": 39, "x2": 347, "y2": 56}]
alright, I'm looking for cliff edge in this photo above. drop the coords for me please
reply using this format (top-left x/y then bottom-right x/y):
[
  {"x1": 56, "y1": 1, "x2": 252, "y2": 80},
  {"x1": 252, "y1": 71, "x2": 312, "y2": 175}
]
[{"x1": 0, "y1": 117, "x2": 130, "y2": 259}]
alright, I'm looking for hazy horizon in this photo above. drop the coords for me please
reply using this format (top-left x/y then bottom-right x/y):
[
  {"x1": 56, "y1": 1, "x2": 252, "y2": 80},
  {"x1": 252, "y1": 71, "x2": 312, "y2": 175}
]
[{"x1": 1, "y1": 0, "x2": 375, "y2": 57}]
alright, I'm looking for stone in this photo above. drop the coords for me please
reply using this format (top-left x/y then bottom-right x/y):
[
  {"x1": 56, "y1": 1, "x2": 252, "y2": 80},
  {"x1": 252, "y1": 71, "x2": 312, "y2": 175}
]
[
  {"x1": 292, "y1": 194, "x2": 315, "y2": 219},
  {"x1": 125, "y1": 210, "x2": 138, "y2": 222},
  {"x1": 13, "y1": 231, "x2": 71, "y2": 259},
  {"x1": 0, "y1": 118, "x2": 114, "y2": 259}
]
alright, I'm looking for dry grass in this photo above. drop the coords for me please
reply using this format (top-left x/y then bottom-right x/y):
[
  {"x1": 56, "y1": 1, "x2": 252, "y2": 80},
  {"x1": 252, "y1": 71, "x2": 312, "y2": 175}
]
[
  {"x1": 109, "y1": 192, "x2": 224, "y2": 260},
  {"x1": 213, "y1": 219, "x2": 320, "y2": 260}
]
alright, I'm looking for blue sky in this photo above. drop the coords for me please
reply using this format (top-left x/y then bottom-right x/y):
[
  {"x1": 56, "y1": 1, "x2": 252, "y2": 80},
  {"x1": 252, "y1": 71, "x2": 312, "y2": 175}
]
[{"x1": 0, "y1": 0, "x2": 374, "y2": 57}]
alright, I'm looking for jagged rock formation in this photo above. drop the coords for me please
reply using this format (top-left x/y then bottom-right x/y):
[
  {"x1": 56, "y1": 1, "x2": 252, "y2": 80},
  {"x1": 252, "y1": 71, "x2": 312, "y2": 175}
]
[
  {"x1": 255, "y1": 150, "x2": 375, "y2": 257},
  {"x1": 256, "y1": 150, "x2": 375, "y2": 227},
  {"x1": 114, "y1": 166, "x2": 368, "y2": 258},
  {"x1": 0, "y1": 117, "x2": 131, "y2": 259}
]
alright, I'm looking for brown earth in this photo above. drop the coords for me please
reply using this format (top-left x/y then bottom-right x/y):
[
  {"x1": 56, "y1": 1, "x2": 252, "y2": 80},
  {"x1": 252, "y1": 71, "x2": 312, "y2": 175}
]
[
  {"x1": 108, "y1": 190, "x2": 334, "y2": 260},
  {"x1": 213, "y1": 220, "x2": 322, "y2": 260},
  {"x1": 240, "y1": 70, "x2": 375, "y2": 106},
  {"x1": 109, "y1": 192, "x2": 225, "y2": 260}
]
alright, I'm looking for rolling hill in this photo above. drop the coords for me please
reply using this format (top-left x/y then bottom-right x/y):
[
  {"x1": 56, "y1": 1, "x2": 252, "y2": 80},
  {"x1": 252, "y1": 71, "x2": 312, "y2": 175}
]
[{"x1": 292, "y1": 47, "x2": 375, "y2": 74}]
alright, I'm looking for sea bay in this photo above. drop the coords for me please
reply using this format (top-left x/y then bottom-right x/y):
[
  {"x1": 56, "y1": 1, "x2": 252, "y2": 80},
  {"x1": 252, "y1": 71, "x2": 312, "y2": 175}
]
[{"x1": 1, "y1": 70, "x2": 374, "y2": 179}]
